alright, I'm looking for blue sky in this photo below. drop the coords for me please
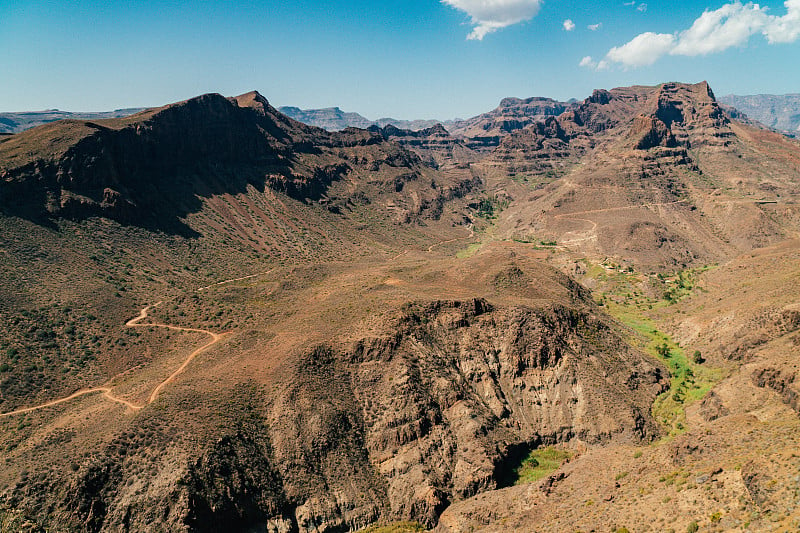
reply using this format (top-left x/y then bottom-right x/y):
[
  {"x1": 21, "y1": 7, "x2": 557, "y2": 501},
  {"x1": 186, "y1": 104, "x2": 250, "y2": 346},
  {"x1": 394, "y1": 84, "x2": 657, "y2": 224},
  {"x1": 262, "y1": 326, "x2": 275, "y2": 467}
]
[{"x1": 2, "y1": 0, "x2": 799, "y2": 119}]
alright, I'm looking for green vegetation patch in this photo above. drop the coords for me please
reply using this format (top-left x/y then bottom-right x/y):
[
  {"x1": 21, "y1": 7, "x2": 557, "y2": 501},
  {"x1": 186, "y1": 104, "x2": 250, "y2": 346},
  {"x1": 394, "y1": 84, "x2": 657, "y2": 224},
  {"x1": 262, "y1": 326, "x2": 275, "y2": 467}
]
[
  {"x1": 606, "y1": 300, "x2": 724, "y2": 437},
  {"x1": 658, "y1": 265, "x2": 714, "y2": 304},
  {"x1": 510, "y1": 237, "x2": 558, "y2": 249},
  {"x1": 586, "y1": 262, "x2": 725, "y2": 438},
  {"x1": 469, "y1": 195, "x2": 509, "y2": 220},
  {"x1": 456, "y1": 242, "x2": 482, "y2": 259},
  {"x1": 514, "y1": 446, "x2": 572, "y2": 485},
  {"x1": 360, "y1": 521, "x2": 425, "y2": 533}
]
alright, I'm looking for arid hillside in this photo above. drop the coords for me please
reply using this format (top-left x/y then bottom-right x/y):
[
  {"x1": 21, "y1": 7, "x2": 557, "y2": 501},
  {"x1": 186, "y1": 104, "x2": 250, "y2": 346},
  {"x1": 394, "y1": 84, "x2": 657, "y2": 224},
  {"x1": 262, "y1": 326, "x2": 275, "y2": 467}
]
[
  {"x1": 1, "y1": 82, "x2": 800, "y2": 532},
  {"x1": 477, "y1": 82, "x2": 800, "y2": 270}
]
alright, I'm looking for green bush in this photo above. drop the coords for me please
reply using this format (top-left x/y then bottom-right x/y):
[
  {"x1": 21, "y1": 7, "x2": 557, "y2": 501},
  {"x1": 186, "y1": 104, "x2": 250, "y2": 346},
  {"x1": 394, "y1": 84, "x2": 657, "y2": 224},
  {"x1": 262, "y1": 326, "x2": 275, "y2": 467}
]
[
  {"x1": 656, "y1": 342, "x2": 671, "y2": 358},
  {"x1": 515, "y1": 446, "x2": 572, "y2": 485}
]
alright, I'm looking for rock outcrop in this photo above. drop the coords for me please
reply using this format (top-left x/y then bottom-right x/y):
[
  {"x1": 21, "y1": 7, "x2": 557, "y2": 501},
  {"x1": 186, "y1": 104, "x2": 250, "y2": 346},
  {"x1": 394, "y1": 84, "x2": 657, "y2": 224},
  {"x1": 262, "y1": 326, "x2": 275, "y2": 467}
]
[
  {"x1": 2, "y1": 284, "x2": 666, "y2": 532},
  {"x1": 647, "y1": 82, "x2": 733, "y2": 147},
  {"x1": 628, "y1": 115, "x2": 677, "y2": 150}
]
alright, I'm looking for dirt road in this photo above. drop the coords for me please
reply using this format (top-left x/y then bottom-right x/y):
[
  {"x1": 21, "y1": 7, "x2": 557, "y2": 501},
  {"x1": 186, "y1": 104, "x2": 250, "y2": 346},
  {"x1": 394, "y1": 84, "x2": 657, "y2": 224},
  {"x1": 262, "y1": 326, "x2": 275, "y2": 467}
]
[{"x1": 0, "y1": 302, "x2": 228, "y2": 418}]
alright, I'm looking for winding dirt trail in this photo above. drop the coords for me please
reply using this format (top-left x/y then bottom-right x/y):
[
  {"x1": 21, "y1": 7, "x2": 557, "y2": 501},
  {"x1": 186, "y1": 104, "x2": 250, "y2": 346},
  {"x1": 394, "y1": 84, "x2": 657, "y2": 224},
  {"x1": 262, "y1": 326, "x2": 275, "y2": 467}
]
[
  {"x1": 125, "y1": 303, "x2": 230, "y2": 405},
  {"x1": 197, "y1": 273, "x2": 260, "y2": 292},
  {"x1": 0, "y1": 302, "x2": 229, "y2": 418},
  {"x1": 0, "y1": 386, "x2": 141, "y2": 417},
  {"x1": 552, "y1": 200, "x2": 687, "y2": 246}
]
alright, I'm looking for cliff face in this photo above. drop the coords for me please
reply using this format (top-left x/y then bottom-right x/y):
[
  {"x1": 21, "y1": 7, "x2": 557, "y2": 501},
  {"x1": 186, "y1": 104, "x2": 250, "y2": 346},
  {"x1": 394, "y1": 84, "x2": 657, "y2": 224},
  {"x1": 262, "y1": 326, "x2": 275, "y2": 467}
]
[
  {"x1": 448, "y1": 97, "x2": 572, "y2": 145},
  {"x1": 627, "y1": 115, "x2": 677, "y2": 150},
  {"x1": 22, "y1": 296, "x2": 663, "y2": 532},
  {"x1": 646, "y1": 82, "x2": 733, "y2": 147}
]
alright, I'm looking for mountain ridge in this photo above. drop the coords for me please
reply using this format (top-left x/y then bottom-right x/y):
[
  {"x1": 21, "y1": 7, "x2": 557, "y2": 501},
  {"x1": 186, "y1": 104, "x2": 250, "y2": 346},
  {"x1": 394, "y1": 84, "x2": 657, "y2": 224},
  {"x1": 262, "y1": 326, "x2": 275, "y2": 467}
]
[
  {"x1": 5, "y1": 91, "x2": 799, "y2": 140},
  {"x1": 0, "y1": 108, "x2": 145, "y2": 134},
  {"x1": 718, "y1": 93, "x2": 800, "y2": 136},
  {"x1": 278, "y1": 105, "x2": 443, "y2": 132}
]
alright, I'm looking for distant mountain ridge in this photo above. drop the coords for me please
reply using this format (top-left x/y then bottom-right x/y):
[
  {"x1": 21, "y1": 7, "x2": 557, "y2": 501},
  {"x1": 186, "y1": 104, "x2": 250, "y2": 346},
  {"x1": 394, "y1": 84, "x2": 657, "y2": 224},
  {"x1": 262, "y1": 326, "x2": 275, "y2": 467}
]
[
  {"x1": 0, "y1": 108, "x2": 144, "y2": 134},
  {"x1": 4, "y1": 92, "x2": 799, "y2": 139},
  {"x1": 718, "y1": 93, "x2": 800, "y2": 136},
  {"x1": 446, "y1": 96, "x2": 573, "y2": 140},
  {"x1": 278, "y1": 106, "x2": 442, "y2": 132},
  {"x1": 0, "y1": 91, "x2": 478, "y2": 234}
]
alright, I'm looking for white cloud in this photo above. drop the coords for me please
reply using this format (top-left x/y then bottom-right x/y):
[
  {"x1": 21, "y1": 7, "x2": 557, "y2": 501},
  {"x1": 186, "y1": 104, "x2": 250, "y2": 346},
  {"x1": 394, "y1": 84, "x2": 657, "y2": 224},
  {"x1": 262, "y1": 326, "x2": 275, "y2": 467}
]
[
  {"x1": 563, "y1": 19, "x2": 576, "y2": 31},
  {"x1": 599, "y1": 0, "x2": 800, "y2": 68},
  {"x1": 671, "y1": 2, "x2": 768, "y2": 55},
  {"x1": 606, "y1": 32, "x2": 676, "y2": 67},
  {"x1": 624, "y1": 2, "x2": 646, "y2": 10},
  {"x1": 442, "y1": 0, "x2": 543, "y2": 40},
  {"x1": 766, "y1": 0, "x2": 800, "y2": 41},
  {"x1": 579, "y1": 55, "x2": 609, "y2": 70},
  {"x1": 588, "y1": 23, "x2": 602, "y2": 30}
]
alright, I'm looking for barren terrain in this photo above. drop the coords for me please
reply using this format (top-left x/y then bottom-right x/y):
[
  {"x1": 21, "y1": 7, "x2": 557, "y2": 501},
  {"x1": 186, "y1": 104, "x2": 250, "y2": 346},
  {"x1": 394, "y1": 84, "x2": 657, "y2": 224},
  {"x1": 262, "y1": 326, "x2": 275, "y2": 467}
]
[{"x1": 2, "y1": 82, "x2": 800, "y2": 532}]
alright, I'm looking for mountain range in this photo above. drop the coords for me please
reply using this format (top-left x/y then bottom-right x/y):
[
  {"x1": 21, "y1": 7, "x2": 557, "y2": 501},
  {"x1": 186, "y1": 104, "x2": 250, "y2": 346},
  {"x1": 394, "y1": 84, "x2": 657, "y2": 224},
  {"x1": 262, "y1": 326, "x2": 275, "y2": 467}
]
[
  {"x1": 1, "y1": 81, "x2": 800, "y2": 532},
  {"x1": 717, "y1": 93, "x2": 800, "y2": 136},
  {"x1": 0, "y1": 109, "x2": 145, "y2": 135},
  {"x1": 277, "y1": 106, "x2": 443, "y2": 132},
  {"x1": 6, "y1": 92, "x2": 798, "y2": 139}
]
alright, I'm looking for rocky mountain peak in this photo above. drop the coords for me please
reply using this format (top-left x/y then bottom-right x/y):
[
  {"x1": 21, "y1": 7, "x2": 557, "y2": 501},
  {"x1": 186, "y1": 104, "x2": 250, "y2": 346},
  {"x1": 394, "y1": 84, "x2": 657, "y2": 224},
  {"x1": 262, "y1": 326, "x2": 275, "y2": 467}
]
[
  {"x1": 648, "y1": 81, "x2": 732, "y2": 146},
  {"x1": 448, "y1": 96, "x2": 571, "y2": 140},
  {"x1": 232, "y1": 90, "x2": 273, "y2": 114},
  {"x1": 587, "y1": 89, "x2": 612, "y2": 105}
]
